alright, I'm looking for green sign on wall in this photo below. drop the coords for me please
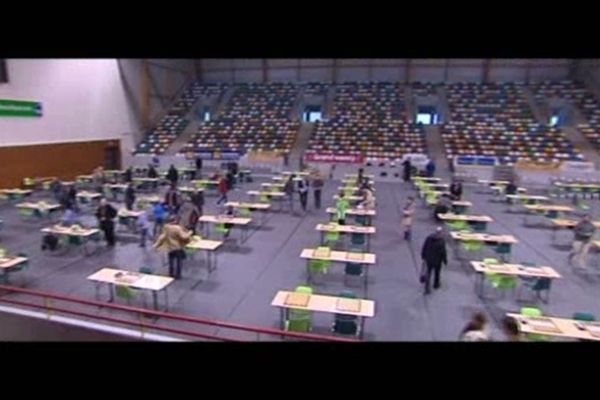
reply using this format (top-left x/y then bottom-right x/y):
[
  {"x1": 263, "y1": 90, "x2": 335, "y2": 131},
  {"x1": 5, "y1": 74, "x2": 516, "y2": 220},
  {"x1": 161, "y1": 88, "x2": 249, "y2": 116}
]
[{"x1": 0, "y1": 99, "x2": 42, "y2": 117}]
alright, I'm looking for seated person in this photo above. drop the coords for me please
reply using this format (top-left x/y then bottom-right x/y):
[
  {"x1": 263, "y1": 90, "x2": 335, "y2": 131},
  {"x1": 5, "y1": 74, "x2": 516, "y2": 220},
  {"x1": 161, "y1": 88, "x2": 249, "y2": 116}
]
[
  {"x1": 434, "y1": 194, "x2": 453, "y2": 221},
  {"x1": 505, "y1": 181, "x2": 518, "y2": 195}
]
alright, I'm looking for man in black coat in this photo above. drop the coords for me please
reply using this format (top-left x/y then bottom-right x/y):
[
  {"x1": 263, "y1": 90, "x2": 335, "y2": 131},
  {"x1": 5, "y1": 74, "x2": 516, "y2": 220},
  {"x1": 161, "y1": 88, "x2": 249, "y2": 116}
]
[
  {"x1": 148, "y1": 164, "x2": 158, "y2": 179},
  {"x1": 123, "y1": 167, "x2": 133, "y2": 183},
  {"x1": 421, "y1": 227, "x2": 448, "y2": 295},
  {"x1": 402, "y1": 159, "x2": 412, "y2": 182},
  {"x1": 166, "y1": 164, "x2": 179, "y2": 185},
  {"x1": 95, "y1": 198, "x2": 117, "y2": 247},
  {"x1": 124, "y1": 183, "x2": 136, "y2": 211},
  {"x1": 449, "y1": 181, "x2": 463, "y2": 200}
]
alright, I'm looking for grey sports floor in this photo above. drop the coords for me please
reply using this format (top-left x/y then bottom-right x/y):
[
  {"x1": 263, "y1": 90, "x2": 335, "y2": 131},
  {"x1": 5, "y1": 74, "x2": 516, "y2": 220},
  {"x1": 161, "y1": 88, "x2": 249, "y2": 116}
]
[{"x1": 1, "y1": 176, "x2": 598, "y2": 341}]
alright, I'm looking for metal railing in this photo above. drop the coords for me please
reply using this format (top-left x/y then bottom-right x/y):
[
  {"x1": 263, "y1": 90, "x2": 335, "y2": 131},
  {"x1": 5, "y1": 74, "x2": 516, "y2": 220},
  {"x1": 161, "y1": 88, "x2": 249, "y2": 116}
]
[{"x1": 0, "y1": 285, "x2": 359, "y2": 342}]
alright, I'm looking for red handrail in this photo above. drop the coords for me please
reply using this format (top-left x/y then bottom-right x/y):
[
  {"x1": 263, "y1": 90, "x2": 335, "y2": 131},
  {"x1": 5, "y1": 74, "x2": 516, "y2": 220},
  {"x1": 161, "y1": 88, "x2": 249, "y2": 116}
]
[{"x1": 0, "y1": 284, "x2": 359, "y2": 342}]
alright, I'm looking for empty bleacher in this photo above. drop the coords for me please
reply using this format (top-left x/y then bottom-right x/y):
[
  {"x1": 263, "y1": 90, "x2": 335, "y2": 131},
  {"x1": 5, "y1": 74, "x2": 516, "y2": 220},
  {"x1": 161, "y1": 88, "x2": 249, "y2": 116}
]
[
  {"x1": 306, "y1": 82, "x2": 427, "y2": 161},
  {"x1": 442, "y1": 82, "x2": 583, "y2": 165},
  {"x1": 180, "y1": 83, "x2": 300, "y2": 156}
]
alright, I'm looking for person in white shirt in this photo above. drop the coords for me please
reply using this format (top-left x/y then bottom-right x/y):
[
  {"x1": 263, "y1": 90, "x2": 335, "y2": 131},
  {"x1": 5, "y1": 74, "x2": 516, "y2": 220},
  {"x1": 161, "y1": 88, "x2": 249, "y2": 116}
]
[{"x1": 459, "y1": 311, "x2": 490, "y2": 342}]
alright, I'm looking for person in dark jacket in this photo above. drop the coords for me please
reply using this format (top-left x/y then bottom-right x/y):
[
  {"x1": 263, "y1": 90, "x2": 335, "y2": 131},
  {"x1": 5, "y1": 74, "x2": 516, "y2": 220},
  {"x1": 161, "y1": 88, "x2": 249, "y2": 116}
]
[
  {"x1": 124, "y1": 183, "x2": 136, "y2": 211},
  {"x1": 421, "y1": 227, "x2": 448, "y2": 295},
  {"x1": 166, "y1": 164, "x2": 179, "y2": 185},
  {"x1": 147, "y1": 164, "x2": 158, "y2": 179},
  {"x1": 284, "y1": 175, "x2": 295, "y2": 213},
  {"x1": 402, "y1": 158, "x2": 412, "y2": 182},
  {"x1": 434, "y1": 194, "x2": 453, "y2": 221},
  {"x1": 569, "y1": 214, "x2": 596, "y2": 269},
  {"x1": 123, "y1": 167, "x2": 133, "y2": 183},
  {"x1": 191, "y1": 189, "x2": 204, "y2": 216},
  {"x1": 505, "y1": 181, "x2": 518, "y2": 196},
  {"x1": 426, "y1": 160, "x2": 436, "y2": 177},
  {"x1": 298, "y1": 177, "x2": 309, "y2": 212},
  {"x1": 164, "y1": 184, "x2": 181, "y2": 215},
  {"x1": 195, "y1": 156, "x2": 203, "y2": 175},
  {"x1": 449, "y1": 181, "x2": 463, "y2": 200},
  {"x1": 95, "y1": 198, "x2": 117, "y2": 247},
  {"x1": 68, "y1": 185, "x2": 78, "y2": 212},
  {"x1": 312, "y1": 174, "x2": 324, "y2": 209}
]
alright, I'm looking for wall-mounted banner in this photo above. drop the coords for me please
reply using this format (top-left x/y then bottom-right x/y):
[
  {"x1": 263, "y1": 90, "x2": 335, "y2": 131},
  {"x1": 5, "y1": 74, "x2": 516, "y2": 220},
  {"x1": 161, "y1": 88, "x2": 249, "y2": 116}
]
[
  {"x1": 0, "y1": 99, "x2": 42, "y2": 117},
  {"x1": 194, "y1": 151, "x2": 240, "y2": 161},
  {"x1": 304, "y1": 152, "x2": 364, "y2": 164}
]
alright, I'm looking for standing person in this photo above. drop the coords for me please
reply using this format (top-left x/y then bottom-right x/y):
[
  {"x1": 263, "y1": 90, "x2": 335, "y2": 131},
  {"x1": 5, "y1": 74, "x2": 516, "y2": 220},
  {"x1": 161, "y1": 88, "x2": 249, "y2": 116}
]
[
  {"x1": 505, "y1": 180, "x2": 518, "y2": 196},
  {"x1": 298, "y1": 177, "x2": 309, "y2": 212},
  {"x1": 434, "y1": 194, "x2": 453, "y2": 221},
  {"x1": 50, "y1": 178, "x2": 63, "y2": 201},
  {"x1": 166, "y1": 164, "x2": 179, "y2": 186},
  {"x1": 164, "y1": 184, "x2": 181, "y2": 215},
  {"x1": 426, "y1": 159, "x2": 436, "y2": 177},
  {"x1": 568, "y1": 213, "x2": 596, "y2": 269},
  {"x1": 147, "y1": 164, "x2": 158, "y2": 179},
  {"x1": 179, "y1": 197, "x2": 200, "y2": 234},
  {"x1": 92, "y1": 166, "x2": 105, "y2": 193},
  {"x1": 153, "y1": 215, "x2": 192, "y2": 279},
  {"x1": 402, "y1": 158, "x2": 412, "y2": 182},
  {"x1": 401, "y1": 196, "x2": 416, "y2": 241},
  {"x1": 191, "y1": 189, "x2": 204, "y2": 217},
  {"x1": 359, "y1": 186, "x2": 375, "y2": 210},
  {"x1": 501, "y1": 316, "x2": 521, "y2": 342},
  {"x1": 136, "y1": 207, "x2": 151, "y2": 248},
  {"x1": 420, "y1": 227, "x2": 448, "y2": 295},
  {"x1": 335, "y1": 192, "x2": 349, "y2": 225},
  {"x1": 449, "y1": 180, "x2": 463, "y2": 201},
  {"x1": 60, "y1": 187, "x2": 73, "y2": 211},
  {"x1": 123, "y1": 167, "x2": 133, "y2": 183},
  {"x1": 357, "y1": 167, "x2": 365, "y2": 187},
  {"x1": 124, "y1": 183, "x2": 136, "y2": 211},
  {"x1": 67, "y1": 185, "x2": 78, "y2": 212},
  {"x1": 95, "y1": 198, "x2": 117, "y2": 247},
  {"x1": 459, "y1": 312, "x2": 490, "y2": 342},
  {"x1": 226, "y1": 168, "x2": 235, "y2": 191},
  {"x1": 284, "y1": 175, "x2": 295, "y2": 213},
  {"x1": 312, "y1": 173, "x2": 324, "y2": 209},
  {"x1": 152, "y1": 202, "x2": 167, "y2": 238},
  {"x1": 195, "y1": 155, "x2": 203, "y2": 180},
  {"x1": 216, "y1": 175, "x2": 229, "y2": 205}
]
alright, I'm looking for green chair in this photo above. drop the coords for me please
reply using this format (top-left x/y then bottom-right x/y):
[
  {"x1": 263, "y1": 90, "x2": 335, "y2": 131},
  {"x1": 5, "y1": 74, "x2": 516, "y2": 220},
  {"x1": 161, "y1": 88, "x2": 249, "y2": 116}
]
[
  {"x1": 425, "y1": 193, "x2": 438, "y2": 207},
  {"x1": 115, "y1": 285, "x2": 145, "y2": 307},
  {"x1": 461, "y1": 239, "x2": 483, "y2": 259},
  {"x1": 285, "y1": 285, "x2": 313, "y2": 333},
  {"x1": 259, "y1": 194, "x2": 270, "y2": 204},
  {"x1": 214, "y1": 222, "x2": 230, "y2": 237},
  {"x1": 446, "y1": 220, "x2": 469, "y2": 231},
  {"x1": 309, "y1": 258, "x2": 331, "y2": 278},
  {"x1": 239, "y1": 207, "x2": 252, "y2": 218},
  {"x1": 573, "y1": 312, "x2": 596, "y2": 322},
  {"x1": 332, "y1": 290, "x2": 359, "y2": 336},
  {"x1": 520, "y1": 306, "x2": 549, "y2": 342},
  {"x1": 324, "y1": 230, "x2": 341, "y2": 246},
  {"x1": 484, "y1": 272, "x2": 517, "y2": 298},
  {"x1": 18, "y1": 208, "x2": 35, "y2": 220}
]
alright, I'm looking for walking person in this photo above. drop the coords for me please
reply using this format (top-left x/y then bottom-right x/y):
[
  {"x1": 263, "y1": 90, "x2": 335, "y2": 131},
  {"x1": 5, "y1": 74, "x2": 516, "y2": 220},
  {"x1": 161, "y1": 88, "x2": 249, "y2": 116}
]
[
  {"x1": 153, "y1": 215, "x2": 192, "y2": 279},
  {"x1": 420, "y1": 227, "x2": 448, "y2": 295},
  {"x1": 191, "y1": 189, "x2": 204, "y2": 217},
  {"x1": 216, "y1": 175, "x2": 229, "y2": 205},
  {"x1": 124, "y1": 183, "x2": 136, "y2": 211},
  {"x1": 147, "y1": 164, "x2": 158, "y2": 179},
  {"x1": 284, "y1": 175, "x2": 295, "y2": 213},
  {"x1": 95, "y1": 198, "x2": 117, "y2": 247},
  {"x1": 195, "y1": 155, "x2": 203, "y2": 180},
  {"x1": 179, "y1": 197, "x2": 200, "y2": 234},
  {"x1": 312, "y1": 173, "x2": 324, "y2": 209},
  {"x1": 335, "y1": 192, "x2": 349, "y2": 225},
  {"x1": 123, "y1": 167, "x2": 133, "y2": 184},
  {"x1": 568, "y1": 213, "x2": 596, "y2": 269},
  {"x1": 136, "y1": 207, "x2": 151, "y2": 248},
  {"x1": 166, "y1": 164, "x2": 179, "y2": 186},
  {"x1": 426, "y1": 159, "x2": 436, "y2": 178},
  {"x1": 152, "y1": 202, "x2": 167, "y2": 238},
  {"x1": 402, "y1": 158, "x2": 412, "y2": 182},
  {"x1": 401, "y1": 196, "x2": 416, "y2": 241},
  {"x1": 298, "y1": 177, "x2": 309, "y2": 212}
]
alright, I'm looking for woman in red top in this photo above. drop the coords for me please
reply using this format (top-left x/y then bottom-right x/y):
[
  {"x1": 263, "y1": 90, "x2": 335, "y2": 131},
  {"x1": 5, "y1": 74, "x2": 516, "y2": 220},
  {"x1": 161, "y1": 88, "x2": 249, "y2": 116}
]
[{"x1": 216, "y1": 176, "x2": 228, "y2": 205}]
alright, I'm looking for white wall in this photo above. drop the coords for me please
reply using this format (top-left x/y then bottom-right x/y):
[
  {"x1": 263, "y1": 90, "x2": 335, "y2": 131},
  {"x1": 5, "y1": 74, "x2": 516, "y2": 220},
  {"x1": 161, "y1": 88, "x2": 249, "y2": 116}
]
[{"x1": 0, "y1": 59, "x2": 138, "y2": 154}]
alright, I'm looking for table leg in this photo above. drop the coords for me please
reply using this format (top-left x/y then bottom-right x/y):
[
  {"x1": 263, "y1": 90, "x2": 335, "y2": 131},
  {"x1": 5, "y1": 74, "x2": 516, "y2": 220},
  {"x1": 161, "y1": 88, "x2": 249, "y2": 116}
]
[
  {"x1": 164, "y1": 288, "x2": 169, "y2": 311},
  {"x1": 152, "y1": 291, "x2": 158, "y2": 311},
  {"x1": 360, "y1": 317, "x2": 366, "y2": 340},
  {"x1": 306, "y1": 259, "x2": 311, "y2": 283},
  {"x1": 108, "y1": 283, "x2": 114, "y2": 302},
  {"x1": 280, "y1": 307, "x2": 285, "y2": 330}
]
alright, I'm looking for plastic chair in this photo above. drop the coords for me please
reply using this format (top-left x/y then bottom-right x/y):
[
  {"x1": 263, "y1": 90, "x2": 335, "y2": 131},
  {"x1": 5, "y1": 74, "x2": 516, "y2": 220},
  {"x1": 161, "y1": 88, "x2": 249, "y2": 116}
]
[
  {"x1": 239, "y1": 207, "x2": 252, "y2": 217},
  {"x1": 18, "y1": 208, "x2": 34, "y2": 220},
  {"x1": 285, "y1": 285, "x2": 313, "y2": 333},
  {"x1": 214, "y1": 222, "x2": 230, "y2": 237},
  {"x1": 573, "y1": 312, "x2": 596, "y2": 322},
  {"x1": 495, "y1": 242, "x2": 512, "y2": 262},
  {"x1": 473, "y1": 221, "x2": 487, "y2": 232},
  {"x1": 324, "y1": 230, "x2": 340, "y2": 246},
  {"x1": 344, "y1": 262, "x2": 365, "y2": 287},
  {"x1": 115, "y1": 285, "x2": 144, "y2": 307},
  {"x1": 446, "y1": 220, "x2": 469, "y2": 231},
  {"x1": 332, "y1": 290, "x2": 359, "y2": 336},
  {"x1": 350, "y1": 232, "x2": 366, "y2": 247},
  {"x1": 139, "y1": 267, "x2": 154, "y2": 275},
  {"x1": 354, "y1": 215, "x2": 368, "y2": 226},
  {"x1": 520, "y1": 306, "x2": 549, "y2": 342}
]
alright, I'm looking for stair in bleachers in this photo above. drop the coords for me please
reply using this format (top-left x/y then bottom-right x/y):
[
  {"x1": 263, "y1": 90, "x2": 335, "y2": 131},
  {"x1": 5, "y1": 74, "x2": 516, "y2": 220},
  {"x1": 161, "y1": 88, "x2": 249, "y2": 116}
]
[
  {"x1": 404, "y1": 85, "x2": 414, "y2": 121},
  {"x1": 562, "y1": 126, "x2": 600, "y2": 169},
  {"x1": 522, "y1": 86, "x2": 547, "y2": 124},
  {"x1": 423, "y1": 125, "x2": 450, "y2": 180},
  {"x1": 493, "y1": 165, "x2": 516, "y2": 182},
  {"x1": 288, "y1": 122, "x2": 315, "y2": 168},
  {"x1": 436, "y1": 85, "x2": 450, "y2": 123},
  {"x1": 213, "y1": 86, "x2": 236, "y2": 119},
  {"x1": 163, "y1": 116, "x2": 201, "y2": 156},
  {"x1": 323, "y1": 85, "x2": 336, "y2": 119}
]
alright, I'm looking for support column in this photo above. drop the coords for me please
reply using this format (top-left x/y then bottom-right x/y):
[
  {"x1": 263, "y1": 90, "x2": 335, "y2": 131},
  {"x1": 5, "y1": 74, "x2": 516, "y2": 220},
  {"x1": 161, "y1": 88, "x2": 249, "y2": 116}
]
[{"x1": 140, "y1": 59, "x2": 151, "y2": 130}]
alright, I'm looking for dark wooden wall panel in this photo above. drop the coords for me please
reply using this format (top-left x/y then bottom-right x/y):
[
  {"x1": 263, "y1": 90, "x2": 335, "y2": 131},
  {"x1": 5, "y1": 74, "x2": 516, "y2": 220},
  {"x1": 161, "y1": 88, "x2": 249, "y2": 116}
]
[{"x1": 0, "y1": 139, "x2": 121, "y2": 188}]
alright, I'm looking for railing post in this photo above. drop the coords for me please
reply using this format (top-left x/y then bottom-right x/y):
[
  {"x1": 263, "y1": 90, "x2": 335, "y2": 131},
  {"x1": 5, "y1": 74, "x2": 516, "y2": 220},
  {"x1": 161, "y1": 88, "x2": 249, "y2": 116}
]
[
  {"x1": 44, "y1": 297, "x2": 52, "y2": 319},
  {"x1": 138, "y1": 312, "x2": 145, "y2": 340}
]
